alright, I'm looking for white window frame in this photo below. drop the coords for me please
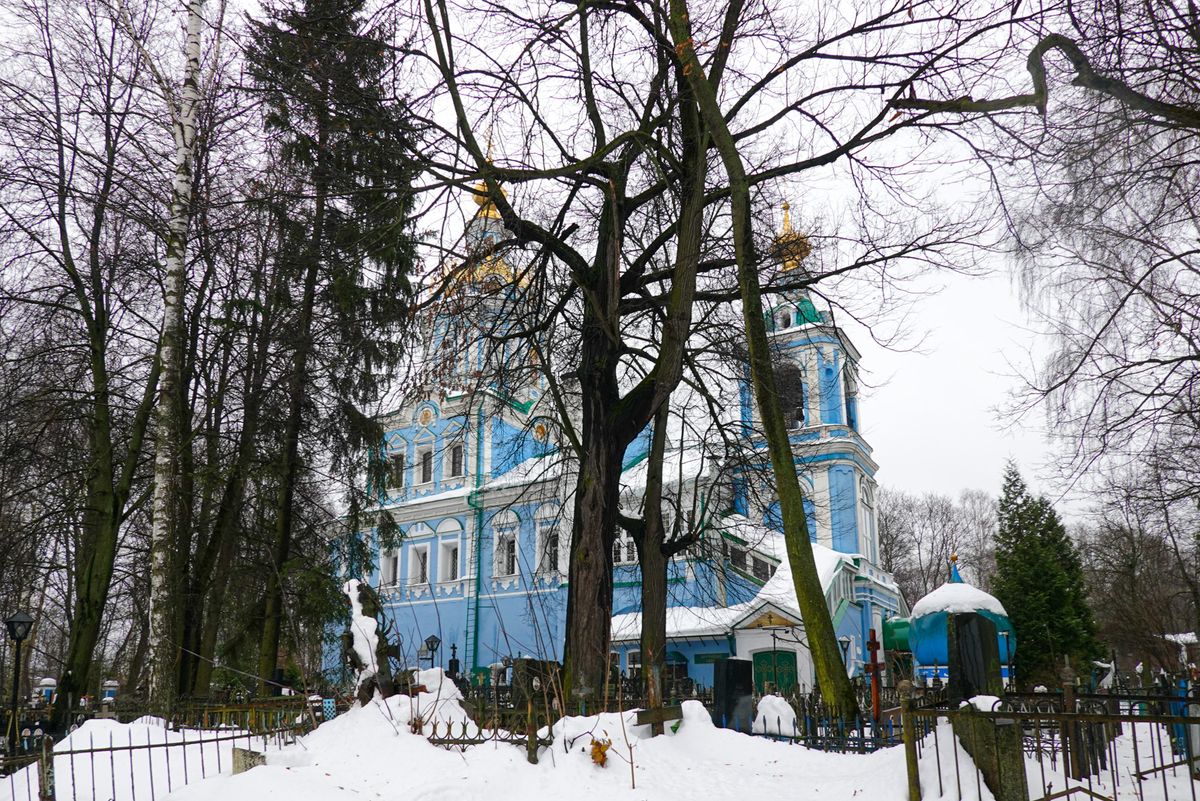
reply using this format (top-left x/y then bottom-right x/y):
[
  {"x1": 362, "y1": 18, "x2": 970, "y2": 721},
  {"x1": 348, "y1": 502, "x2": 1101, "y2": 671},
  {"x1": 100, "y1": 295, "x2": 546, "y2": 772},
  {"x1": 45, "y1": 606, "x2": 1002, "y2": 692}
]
[
  {"x1": 388, "y1": 451, "x2": 406, "y2": 489},
  {"x1": 380, "y1": 549, "x2": 399, "y2": 586},
  {"x1": 409, "y1": 544, "x2": 430, "y2": 585},
  {"x1": 440, "y1": 541, "x2": 460, "y2": 582},
  {"x1": 534, "y1": 504, "x2": 562, "y2": 575},
  {"x1": 447, "y1": 442, "x2": 465, "y2": 478},
  {"x1": 858, "y1": 481, "x2": 875, "y2": 561},
  {"x1": 495, "y1": 530, "x2": 517, "y2": 577},
  {"x1": 417, "y1": 447, "x2": 434, "y2": 484},
  {"x1": 537, "y1": 522, "x2": 560, "y2": 574},
  {"x1": 613, "y1": 532, "x2": 637, "y2": 565}
]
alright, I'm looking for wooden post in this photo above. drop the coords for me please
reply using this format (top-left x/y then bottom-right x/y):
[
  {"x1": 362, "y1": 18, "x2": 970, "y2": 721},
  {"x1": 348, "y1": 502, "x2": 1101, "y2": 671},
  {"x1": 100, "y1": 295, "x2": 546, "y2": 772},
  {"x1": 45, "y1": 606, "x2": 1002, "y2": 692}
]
[
  {"x1": 37, "y1": 735, "x2": 54, "y2": 801},
  {"x1": 900, "y1": 680, "x2": 921, "y2": 801}
]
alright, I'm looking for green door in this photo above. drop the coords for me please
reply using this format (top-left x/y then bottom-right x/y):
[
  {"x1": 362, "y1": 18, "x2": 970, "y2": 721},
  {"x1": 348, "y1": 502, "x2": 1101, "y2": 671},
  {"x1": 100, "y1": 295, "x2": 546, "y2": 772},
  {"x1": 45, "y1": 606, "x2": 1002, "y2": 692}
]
[{"x1": 753, "y1": 650, "x2": 798, "y2": 694}]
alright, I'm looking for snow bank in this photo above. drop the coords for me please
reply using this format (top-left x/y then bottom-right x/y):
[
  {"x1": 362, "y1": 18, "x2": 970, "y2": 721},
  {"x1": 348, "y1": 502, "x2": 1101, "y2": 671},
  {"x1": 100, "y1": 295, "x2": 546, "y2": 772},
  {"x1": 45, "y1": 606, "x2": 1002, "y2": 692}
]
[
  {"x1": 911, "y1": 581, "x2": 1007, "y2": 618},
  {"x1": 753, "y1": 695, "x2": 798, "y2": 735},
  {"x1": 164, "y1": 694, "x2": 972, "y2": 801},
  {"x1": 0, "y1": 716, "x2": 265, "y2": 801}
]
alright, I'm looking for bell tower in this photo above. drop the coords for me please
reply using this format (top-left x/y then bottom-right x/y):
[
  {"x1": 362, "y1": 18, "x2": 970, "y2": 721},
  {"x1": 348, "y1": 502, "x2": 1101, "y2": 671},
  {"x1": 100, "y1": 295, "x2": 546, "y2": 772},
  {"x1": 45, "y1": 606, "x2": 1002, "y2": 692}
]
[{"x1": 737, "y1": 203, "x2": 879, "y2": 561}]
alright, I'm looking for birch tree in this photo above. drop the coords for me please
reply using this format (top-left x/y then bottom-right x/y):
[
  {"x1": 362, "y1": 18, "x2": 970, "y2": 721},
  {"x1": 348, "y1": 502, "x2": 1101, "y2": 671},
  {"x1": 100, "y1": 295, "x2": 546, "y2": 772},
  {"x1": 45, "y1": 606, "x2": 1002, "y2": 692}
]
[{"x1": 126, "y1": 0, "x2": 222, "y2": 715}]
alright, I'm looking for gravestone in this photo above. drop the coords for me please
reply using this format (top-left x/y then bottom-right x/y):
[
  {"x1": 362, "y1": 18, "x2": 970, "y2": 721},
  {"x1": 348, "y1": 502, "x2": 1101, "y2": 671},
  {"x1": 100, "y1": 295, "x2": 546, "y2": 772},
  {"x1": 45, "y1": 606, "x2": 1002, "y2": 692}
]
[
  {"x1": 232, "y1": 748, "x2": 266, "y2": 775},
  {"x1": 712, "y1": 658, "x2": 754, "y2": 732},
  {"x1": 947, "y1": 612, "x2": 1003, "y2": 703}
]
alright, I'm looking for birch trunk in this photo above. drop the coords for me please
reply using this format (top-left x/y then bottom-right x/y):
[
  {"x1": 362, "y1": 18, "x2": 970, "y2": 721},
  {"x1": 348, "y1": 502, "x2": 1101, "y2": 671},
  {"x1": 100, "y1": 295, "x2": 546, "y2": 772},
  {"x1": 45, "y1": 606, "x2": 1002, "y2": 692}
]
[{"x1": 147, "y1": 0, "x2": 206, "y2": 716}]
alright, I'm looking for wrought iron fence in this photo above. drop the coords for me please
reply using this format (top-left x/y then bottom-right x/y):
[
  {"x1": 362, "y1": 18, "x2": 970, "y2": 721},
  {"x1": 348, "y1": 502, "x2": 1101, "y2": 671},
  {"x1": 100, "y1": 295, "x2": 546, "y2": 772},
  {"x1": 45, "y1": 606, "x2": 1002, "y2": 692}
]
[
  {"x1": 902, "y1": 691, "x2": 1200, "y2": 801},
  {"x1": 0, "y1": 712, "x2": 310, "y2": 801}
]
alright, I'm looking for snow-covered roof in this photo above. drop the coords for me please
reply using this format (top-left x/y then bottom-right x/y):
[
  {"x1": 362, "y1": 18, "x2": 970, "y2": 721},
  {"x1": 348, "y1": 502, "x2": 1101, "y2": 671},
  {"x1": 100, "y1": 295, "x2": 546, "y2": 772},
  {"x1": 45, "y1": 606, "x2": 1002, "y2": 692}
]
[
  {"x1": 481, "y1": 450, "x2": 574, "y2": 491},
  {"x1": 611, "y1": 538, "x2": 855, "y2": 642},
  {"x1": 612, "y1": 605, "x2": 744, "y2": 642},
  {"x1": 910, "y1": 581, "x2": 1007, "y2": 618},
  {"x1": 619, "y1": 446, "x2": 713, "y2": 492},
  {"x1": 718, "y1": 514, "x2": 786, "y2": 559}
]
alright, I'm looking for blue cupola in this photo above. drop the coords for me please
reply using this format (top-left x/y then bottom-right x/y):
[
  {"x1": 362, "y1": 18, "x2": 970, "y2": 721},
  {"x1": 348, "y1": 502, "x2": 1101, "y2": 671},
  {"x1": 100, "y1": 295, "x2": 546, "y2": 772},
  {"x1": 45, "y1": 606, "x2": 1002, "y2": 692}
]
[{"x1": 908, "y1": 556, "x2": 1016, "y2": 686}]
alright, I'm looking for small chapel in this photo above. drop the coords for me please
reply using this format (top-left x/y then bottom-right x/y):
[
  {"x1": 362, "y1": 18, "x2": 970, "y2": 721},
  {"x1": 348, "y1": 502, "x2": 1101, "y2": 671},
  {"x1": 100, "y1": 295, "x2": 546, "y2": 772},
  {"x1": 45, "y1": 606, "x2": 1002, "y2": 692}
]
[{"x1": 336, "y1": 176, "x2": 908, "y2": 695}]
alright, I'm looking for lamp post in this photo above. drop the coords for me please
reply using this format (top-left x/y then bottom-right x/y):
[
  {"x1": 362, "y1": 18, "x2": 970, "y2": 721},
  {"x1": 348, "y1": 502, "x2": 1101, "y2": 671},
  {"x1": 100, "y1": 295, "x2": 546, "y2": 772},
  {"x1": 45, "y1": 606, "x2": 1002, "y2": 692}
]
[
  {"x1": 838, "y1": 635, "x2": 851, "y2": 675},
  {"x1": 425, "y1": 635, "x2": 441, "y2": 668},
  {"x1": 5, "y1": 611, "x2": 35, "y2": 758}
]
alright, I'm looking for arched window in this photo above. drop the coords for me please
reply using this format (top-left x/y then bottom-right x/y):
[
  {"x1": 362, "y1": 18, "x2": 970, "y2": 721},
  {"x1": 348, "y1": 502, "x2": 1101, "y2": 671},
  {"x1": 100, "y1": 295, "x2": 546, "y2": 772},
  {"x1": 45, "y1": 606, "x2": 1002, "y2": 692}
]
[
  {"x1": 774, "y1": 361, "x2": 805, "y2": 429},
  {"x1": 436, "y1": 518, "x2": 464, "y2": 582},
  {"x1": 858, "y1": 481, "x2": 875, "y2": 561}
]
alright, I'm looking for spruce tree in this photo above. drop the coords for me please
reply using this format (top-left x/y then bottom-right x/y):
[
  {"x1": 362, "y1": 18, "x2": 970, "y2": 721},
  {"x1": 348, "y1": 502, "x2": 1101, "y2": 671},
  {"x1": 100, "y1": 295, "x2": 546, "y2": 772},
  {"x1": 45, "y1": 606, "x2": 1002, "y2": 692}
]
[
  {"x1": 245, "y1": 0, "x2": 419, "y2": 694},
  {"x1": 992, "y1": 462, "x2": 1102, "y2": 686}
]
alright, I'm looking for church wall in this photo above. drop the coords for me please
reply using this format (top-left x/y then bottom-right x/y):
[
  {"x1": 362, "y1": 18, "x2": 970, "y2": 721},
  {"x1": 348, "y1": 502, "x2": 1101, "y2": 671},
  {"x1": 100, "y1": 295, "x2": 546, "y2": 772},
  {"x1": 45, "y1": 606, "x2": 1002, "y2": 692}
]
[
  {"x1": 818, "y1": 347, "x2": 844, "y2": 425},
  {"x1": 828, "y1": 465, "x2": 859, "y2": 553}
]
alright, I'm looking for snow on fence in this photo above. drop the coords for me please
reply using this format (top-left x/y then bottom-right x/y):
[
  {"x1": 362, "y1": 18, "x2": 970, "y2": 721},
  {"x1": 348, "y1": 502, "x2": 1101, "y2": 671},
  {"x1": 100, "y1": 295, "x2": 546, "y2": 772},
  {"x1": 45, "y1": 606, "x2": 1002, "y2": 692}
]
[{"x1": 0, "y1": 718, "x2": 302, "y2": 801}]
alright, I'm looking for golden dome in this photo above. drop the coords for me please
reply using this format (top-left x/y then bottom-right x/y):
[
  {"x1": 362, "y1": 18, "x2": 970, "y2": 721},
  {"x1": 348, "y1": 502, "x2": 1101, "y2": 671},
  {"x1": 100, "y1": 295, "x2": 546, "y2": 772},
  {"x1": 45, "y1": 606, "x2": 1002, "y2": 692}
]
[
  {"x1": 471, "y1": 180, "x2": 507, "y2": 219},
  {"x1": 771, "y1": 201, "x2": 811, "y2": 271}
]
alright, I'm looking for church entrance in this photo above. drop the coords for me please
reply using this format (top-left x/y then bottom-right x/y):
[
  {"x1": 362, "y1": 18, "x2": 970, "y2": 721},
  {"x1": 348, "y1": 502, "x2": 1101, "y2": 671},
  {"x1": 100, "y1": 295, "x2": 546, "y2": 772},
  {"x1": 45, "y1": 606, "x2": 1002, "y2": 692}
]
[{"x1": 752, "y1": 649, "x2": 798, "y2": 694}]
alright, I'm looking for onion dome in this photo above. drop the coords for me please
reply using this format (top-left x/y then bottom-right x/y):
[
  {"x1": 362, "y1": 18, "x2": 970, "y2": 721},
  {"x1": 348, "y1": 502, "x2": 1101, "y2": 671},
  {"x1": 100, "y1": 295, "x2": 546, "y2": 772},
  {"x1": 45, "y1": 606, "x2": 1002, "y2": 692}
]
[
  {"x1": 909, "y1": 555, "x2": 1016, "y2": 673},
  {"x1": 770, "y1": 201, "x2": 812, "y2": 272},
  {"x1": 471, "y1": 179, "x2": 507, "y2": 220}
]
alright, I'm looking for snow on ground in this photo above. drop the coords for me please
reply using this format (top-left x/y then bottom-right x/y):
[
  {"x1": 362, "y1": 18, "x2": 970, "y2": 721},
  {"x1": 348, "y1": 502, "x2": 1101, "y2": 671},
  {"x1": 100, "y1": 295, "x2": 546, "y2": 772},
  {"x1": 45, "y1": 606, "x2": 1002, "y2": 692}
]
[
  {"x1": 0, "y1": 716, "x2": 270, "y2": 801},
  {"x1": 5, "y1": 671, "x2": 1197, "y2": 801},
  {"x1": 168, "y1": 698, "x2": 946, "y2": 801}
]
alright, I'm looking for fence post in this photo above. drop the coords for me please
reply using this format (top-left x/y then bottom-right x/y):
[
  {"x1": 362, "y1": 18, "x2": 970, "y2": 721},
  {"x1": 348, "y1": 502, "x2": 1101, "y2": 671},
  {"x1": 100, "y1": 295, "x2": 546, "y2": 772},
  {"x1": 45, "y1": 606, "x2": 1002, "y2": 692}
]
[
  {"x1": 900, "y1": 681, "x2": 921, "y2": 801},
  {"x1": 37, "y1": 735, "x2": 54, "y2": 801},
  {"x1": 1061, "y1": 663, "x2": 1078, "y2": 780}
]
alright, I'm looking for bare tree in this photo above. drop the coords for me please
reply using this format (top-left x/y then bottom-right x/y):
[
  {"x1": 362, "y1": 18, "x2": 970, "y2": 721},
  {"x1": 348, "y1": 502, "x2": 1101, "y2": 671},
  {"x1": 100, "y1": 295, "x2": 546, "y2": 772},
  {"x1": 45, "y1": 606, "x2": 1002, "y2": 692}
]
[
  {"x1": 877, "y1": 486, "x2": 997, "y2": 604},
  {"x1": 412, "y1": 0, "x2": 1029, "y2": 711},
  {"x1": 894, "y1": 1, "x2": 1200, "y2": 501}
]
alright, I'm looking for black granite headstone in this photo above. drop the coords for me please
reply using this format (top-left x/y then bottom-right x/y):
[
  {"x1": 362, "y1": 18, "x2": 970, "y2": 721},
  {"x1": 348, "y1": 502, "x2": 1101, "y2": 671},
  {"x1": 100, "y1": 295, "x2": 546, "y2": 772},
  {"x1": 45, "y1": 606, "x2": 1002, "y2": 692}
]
[
  {"x1": 712, "y1": 658, "x2": 754, "y2": 731},
  {"x1": 947, "y1": 612, "x2": 1004, "y2": 702}
]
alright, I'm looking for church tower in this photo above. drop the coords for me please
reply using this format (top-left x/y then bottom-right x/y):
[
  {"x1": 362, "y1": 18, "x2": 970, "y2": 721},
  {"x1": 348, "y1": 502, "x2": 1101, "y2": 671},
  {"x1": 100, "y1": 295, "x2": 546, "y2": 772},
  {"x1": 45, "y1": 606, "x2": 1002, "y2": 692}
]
[{"x1": 739, "y1": 203, "x2": 880, "y2": 563}]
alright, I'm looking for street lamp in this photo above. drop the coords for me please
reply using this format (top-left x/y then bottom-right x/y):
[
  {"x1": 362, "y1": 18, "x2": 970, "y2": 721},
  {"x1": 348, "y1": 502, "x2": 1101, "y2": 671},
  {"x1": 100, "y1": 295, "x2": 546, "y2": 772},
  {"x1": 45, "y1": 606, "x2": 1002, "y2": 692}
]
[
  {"x1": 838, "y1": 635, "x2": 852, "y2": 675},
  {"x1": 424, "y1": 635, "x2": 441, "y2": 668},
  {"x1": 5, "y1": 611, "x2": 35, "y2": 758}
]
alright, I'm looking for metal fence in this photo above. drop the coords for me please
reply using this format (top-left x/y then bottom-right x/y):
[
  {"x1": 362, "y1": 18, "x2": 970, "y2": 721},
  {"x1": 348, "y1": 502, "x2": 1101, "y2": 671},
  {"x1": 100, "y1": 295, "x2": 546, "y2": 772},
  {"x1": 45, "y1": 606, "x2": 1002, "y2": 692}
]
[
  {"x1": 0, "y1": 717, "x2": 308, "y2": 801},
  {"x1": 902, "y1": 690, "x2": 1200, "y2": 801}
]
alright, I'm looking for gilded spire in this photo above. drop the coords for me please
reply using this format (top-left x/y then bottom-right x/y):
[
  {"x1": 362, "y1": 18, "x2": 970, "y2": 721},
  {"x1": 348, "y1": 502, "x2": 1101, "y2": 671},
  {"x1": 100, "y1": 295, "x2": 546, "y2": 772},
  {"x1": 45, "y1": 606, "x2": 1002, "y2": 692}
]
[{"x1": 771, "y1": 200, "x2": 811, "y2": 271}]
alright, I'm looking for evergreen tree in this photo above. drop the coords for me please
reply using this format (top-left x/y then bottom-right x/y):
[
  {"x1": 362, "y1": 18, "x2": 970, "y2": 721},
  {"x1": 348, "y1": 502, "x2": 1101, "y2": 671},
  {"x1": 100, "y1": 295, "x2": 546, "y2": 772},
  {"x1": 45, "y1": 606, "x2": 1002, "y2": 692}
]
[
  {"x1": 245, "y1": 0, "x2": 419, "y2": 694},
  {"x1": 993, "y1": 463, "x2": 1102, "y2": 686}
]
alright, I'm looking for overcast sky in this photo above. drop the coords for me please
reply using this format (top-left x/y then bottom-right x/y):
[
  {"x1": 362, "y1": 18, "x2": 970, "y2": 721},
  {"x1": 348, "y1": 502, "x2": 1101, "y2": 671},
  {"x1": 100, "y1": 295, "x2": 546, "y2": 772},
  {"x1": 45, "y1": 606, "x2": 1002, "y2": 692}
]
[{"x1": 843, "y1": 268, "x2": 1063, "y2": 503}]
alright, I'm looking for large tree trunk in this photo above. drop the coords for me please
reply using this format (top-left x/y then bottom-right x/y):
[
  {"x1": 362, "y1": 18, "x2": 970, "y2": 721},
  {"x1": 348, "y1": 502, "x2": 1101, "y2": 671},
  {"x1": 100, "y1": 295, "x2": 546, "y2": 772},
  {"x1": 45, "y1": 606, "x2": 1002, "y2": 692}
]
[
  {"x1": 147, "y1": 0, "x2": 206, "y2": 716},
  {"x1": 564, "y1": 394, "x2": 624, "y2": 706},
  {"x1": 668, "y1": 0, "x2": 858, "y2": 716}
]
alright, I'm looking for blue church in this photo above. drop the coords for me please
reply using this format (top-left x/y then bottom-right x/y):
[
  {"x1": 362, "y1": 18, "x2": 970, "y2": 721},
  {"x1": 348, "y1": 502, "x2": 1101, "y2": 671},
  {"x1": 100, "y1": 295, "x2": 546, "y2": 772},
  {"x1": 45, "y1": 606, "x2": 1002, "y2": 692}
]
[{"x1": 340, "y1": 184, "x2": 908, "y2": 694}]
